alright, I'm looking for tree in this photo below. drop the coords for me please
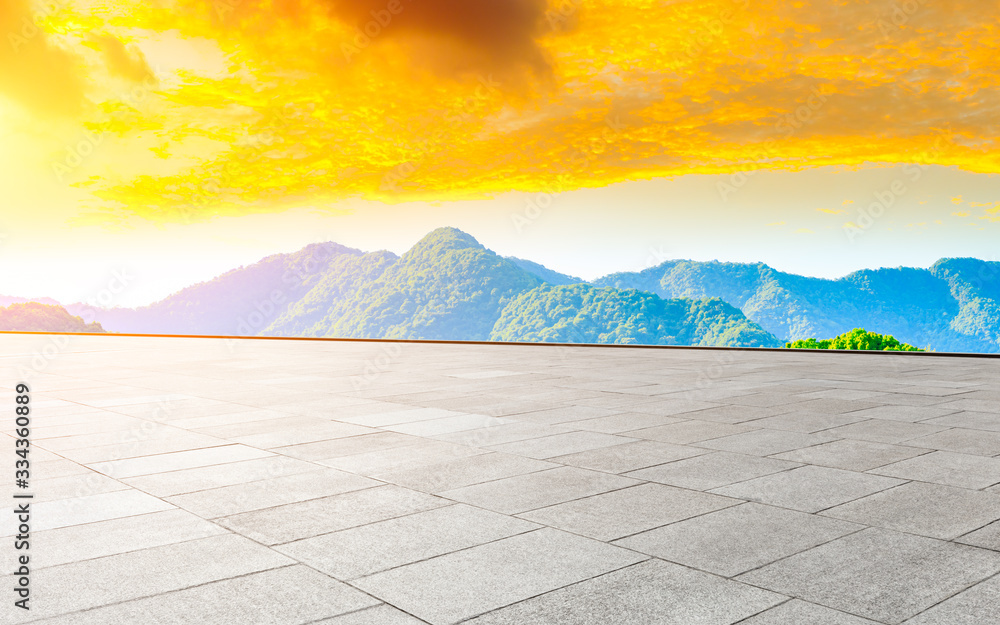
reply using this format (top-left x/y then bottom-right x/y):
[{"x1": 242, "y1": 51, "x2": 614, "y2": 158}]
[{"x1": 786, "y1": 328, "x2": 922, "y2": 351}]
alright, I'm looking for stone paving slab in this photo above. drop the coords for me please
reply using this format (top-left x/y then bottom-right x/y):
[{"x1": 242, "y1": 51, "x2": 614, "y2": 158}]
[
  {"x1": 869, "y1": 450, "x2": 1000, "y2": 489},
  {"x1": 23, "y1": 509, "x2": 227, "y2": 570},
  {"x1": 821, "y1": 481, "x2": 1000, "y2": 540},
  {"x1": 351, "y1": 528, "x2": 647, "y2": 624},
  {"x1": 316, "y1": 605, "x2": 429, "y2": 624},
  {"x1": 1, "y1": 489, "x2": 175, "y2": 535},
  {"x1": 615, "y1": 502, "x2": 863, "y2": 577},
  {"x1": 216, "y1": 484, "x2": 449, "y2": 545},
  {"x1": 624, "y1": 451, "x2": 800, "y2": 490},
  {"x1": 463, "y1": 559, "x2": 785, "y2": 625},
  {"x1": 275, "y1": 503, "x2": 538, "y2": 580},
  {"x1": 517, "y1": 482, "x2": 738, "y2": 541},
  {"x1": 121, "y1": 454, "x2": 321, "y2": 497},
  {"x1": 437, "y1": 466, "x2": 640, "y2": 515},
  {"x1": 710, "y1": 465, "x2": 905, "y2": 513},
  {"x1": 549, "y1": 439, "x2": 708, "y2": 473},
  {"x1": 772, "y1": 439, "x2": 929, "y2": 471},
  {"x1": 30, "y1": 565, "x2": 379, "y2": 625},
  {"x1": 737, "y1": 528, "x2": 1000, "y2": 624},
  {"x1": 372, "y1": 452, "x2": 555, "y2": 493},
  {"x1": 165, "y1": 467, "x2": 379, "y2": 517},
  {"x1": 957, "y1": 520, "x2": 1000, "y2": 551},
  {"x1": 738, "y1": 599, "x2": 883, "y2": 624},
  {"x1": 902, "y1": 573, "x2": 1000, "y2": 624},
  {"x1": 3, "y1": 334, "x2": 1000, "y2": 624},
  {"x1": 904, "y1": 428, "x2": 1000, "y2": 456},
  {"x1": 21, "y1": 534, "x2": 293, "y2": 621}
]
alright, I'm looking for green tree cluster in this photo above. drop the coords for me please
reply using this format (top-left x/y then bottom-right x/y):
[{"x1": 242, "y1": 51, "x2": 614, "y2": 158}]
[{"x1": 785, "y1": 328, "x2": 922, "y2": 351}]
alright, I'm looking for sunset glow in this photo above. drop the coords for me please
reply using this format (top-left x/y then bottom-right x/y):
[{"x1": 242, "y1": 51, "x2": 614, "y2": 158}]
[
  {"x1": 1, "y1": 0, "x2": 998, "y2": 307},
  {"x1": 2, "y1": 0, "x2": 998, "y2": 221}
]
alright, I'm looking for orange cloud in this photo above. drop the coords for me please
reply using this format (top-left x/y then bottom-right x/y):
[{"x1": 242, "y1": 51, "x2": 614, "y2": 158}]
[
  {"x1": 0, "y1": 0, "x2": 86, "y2": 117},
  {"x1": 6, "y1": 0, "x2": 1000, "y2": 224},
  {"x1": 321, "y1": 0, "x2": 555, "y2": 76},
  {"x1": 89, "y1": 34, "x2": 155, "y2": 83}
]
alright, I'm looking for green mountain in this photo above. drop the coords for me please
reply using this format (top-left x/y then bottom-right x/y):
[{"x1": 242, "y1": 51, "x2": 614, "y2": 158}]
[
  {"x1": 490, "y1": 284, "x2": 782, "y2": 347},
  {"x1": 594, "y1": 258, "x2": 1000, "y2": 352},
  {"x1": 0, "y1": 302, "x2": 105, "y2": 333},
  {"x1": 65, "y1": 227, "x2": 776, "y2": 347},
  {"x1": 49, "y1": 228, "x2": 997, "y2": 352},
  {"x1": 930, "y1": 258, "x2": 1000, "y2": 349},
  {"x1": 264, "y1": 250, "x2": 398, "y2": 336},
  {"x1": 318, "y1": 228, "x2": 545, "y2": 340},
  {"x1": 505, "y1": 257, "x2": 584, "y2": 285}
]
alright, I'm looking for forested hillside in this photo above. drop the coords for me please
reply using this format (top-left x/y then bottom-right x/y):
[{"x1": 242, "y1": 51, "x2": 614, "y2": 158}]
[
  {"x1": 490, "y1": 284, "x2": 782, "y2": 347},
  {"x1": 0, "y1": 302, "x2": 105, "y2": 333},
  {"x1": 595, "y1": 258, "x2": 1000, "y2": 352}
]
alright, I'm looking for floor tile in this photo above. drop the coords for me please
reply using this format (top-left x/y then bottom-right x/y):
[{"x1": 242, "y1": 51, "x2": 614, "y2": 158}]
[
  {"x1": 737, "y1": 528, "x2": 1000, "y2": 624},
  {"x1": 518, "y1": 483, "x2": 738, "y2": 541},
  {"x1": 351, "y1": 528, "x2": 647, "y2": 625},
  {"x1": 710, "y1": 465, "x2": 905, "y2": 513},
  {"x1": 616, "y1": 502, "x2": 862, "y2": 576}
]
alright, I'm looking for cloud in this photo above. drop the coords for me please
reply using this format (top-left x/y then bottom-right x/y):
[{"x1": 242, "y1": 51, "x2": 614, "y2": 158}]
[
  {"x1": 13, "y1": 0, "x2": 1000, "y2": 223},
  {"x1": 952, "y1": 211, "x2": 971, "y2": 217},
  {"x1": 951, "y1": 195, "x2": 964, "y2": 204},
  {"x1": 0, "y1": 0, "x2": 86, "y2": 117},
  {"x1": 90, "y1": 34, "x2": 155, "y2": 83},
  {"x1": 225, "y1": 0, "x2": 555, "y2": 79},
  {"x1": 329, "y1": 0, "x2": 551, "y2": 72},
  {"x1": 816, "y1": 208, "x2": 846, "y2": 215}
]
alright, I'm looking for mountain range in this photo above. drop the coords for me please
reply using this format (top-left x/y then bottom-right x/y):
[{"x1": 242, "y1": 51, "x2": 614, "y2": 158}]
[{"x1": 4, "y1": 227, "x2": 998, "y2": 352}]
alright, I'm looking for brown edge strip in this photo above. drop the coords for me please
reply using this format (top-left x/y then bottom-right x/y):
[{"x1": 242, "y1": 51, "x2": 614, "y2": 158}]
[{"x1": 1, "y1": 331, "x2": 998, "y2": 359}]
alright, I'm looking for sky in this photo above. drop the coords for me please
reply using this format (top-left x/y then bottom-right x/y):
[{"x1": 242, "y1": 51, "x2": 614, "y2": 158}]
[{"x1": 0, "y1": 0, "x2": 998, "y2": 306}]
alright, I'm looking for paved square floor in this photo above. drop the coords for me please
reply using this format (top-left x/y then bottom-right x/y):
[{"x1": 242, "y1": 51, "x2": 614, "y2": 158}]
[{"x1": 2, "y1": 334, "x2": 1000, "y2": 623}]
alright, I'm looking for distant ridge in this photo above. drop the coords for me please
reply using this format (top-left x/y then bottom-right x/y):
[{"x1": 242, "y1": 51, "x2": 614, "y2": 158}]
[
  {"x1": 54, "y1": 227, "x2": 778, "y2": 348},
  {"x1": 595, "y1": 257, "x2": 1000, "y2": 353},
  {"x1": 16, "y1": 228, "x2": 997, "y2": 351}
]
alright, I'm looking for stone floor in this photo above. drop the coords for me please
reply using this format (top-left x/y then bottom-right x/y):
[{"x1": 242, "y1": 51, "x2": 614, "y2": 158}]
[{"x1": 2, "y1": 334, "x2": 1000, "y2": 624}]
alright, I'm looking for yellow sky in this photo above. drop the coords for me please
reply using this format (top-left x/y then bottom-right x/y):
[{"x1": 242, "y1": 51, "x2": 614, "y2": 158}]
[
  {"x1": 1, "y1": 0, "x2": 999, "y2": 306},
  {"x1": 1, "y1": 0, "x2": 999, "y2": 228}
]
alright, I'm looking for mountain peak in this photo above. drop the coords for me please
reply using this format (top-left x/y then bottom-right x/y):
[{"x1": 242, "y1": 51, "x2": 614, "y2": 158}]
[{"x1": 408, "y1": 227, "x2": 484, "y2": 254}]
